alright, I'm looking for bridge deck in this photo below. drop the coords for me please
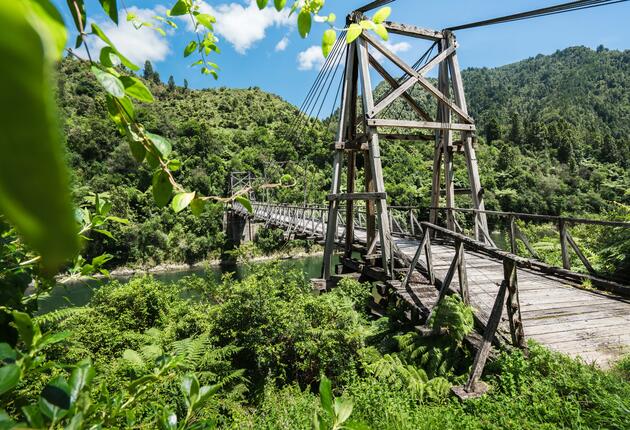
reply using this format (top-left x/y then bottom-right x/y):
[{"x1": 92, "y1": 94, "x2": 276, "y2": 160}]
[{"x1": 245, "y1": 205, "x2": 630, "y2": 367}]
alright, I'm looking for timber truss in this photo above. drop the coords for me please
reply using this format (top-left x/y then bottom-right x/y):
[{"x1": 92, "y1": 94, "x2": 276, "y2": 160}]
[{"x1": 322, "y1": 11, "x2": 491, "y2": 280}]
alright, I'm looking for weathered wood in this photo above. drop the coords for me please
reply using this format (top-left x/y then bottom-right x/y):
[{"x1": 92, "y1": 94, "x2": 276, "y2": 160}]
[
  {"x1": 379, "y1": 133, "x2": 434, "y2": 141},
  {"x1": 367, "y1": 118, "x2": 476, "y2": 131},
  {"x1": 456, "y1": 240, "x2": 470, "y2": 305},
  {"x1": 464, "y1": 276, "x2": 508, "y2": 392},
  {"x1": 514, "y1": 223, "x2": 540, "y2": 259},
  {"x1": 559, "y1": 219, "x2": 571, "y2": 270},
  {"x1": 368, "y1": 54, "x2": 433, "y2": 122},
  {"x1": 357, "y1": 37, "x2": 393, "y2": 274},
  {"x1": 361, "y1": 32, "x2": 474, "y2": 124},
  {"x1": 327, "y1": 192, "x2": 387, "y2": 201},
  {"x1": 381, "y1": 21, "x2": 444, "y2": 40},
  {"x1": 566, "y1": 231, "x2": 596, "y2": 275},
  {"x1": 401, "y1": 229, "x2": 430, "y2": 290}
]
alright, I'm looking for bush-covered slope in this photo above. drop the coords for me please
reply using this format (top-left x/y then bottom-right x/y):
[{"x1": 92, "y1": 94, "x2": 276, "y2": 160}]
[{"x1": 57, "y1": 46, "x2": 630, "y2": 268}]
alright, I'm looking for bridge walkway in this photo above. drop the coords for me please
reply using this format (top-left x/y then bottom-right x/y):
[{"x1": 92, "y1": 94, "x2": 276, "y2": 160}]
[{"x1": 238, "y1": 203, "x2": 630, "y2": 367}]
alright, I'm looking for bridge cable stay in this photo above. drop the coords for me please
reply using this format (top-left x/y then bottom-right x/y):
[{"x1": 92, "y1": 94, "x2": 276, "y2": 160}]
[
  {"x1": 446, "y1": 0, "x2": 629, "y2": 31},
  {"x1": 289, "y1": 34, "x2": 344, "y2": 133},
  {"x1": 291, "y1": 34, "x2": 347, "y2": 145},
  {"x1": 289, "y1": 35, "x2": 345, "y2": 138}
]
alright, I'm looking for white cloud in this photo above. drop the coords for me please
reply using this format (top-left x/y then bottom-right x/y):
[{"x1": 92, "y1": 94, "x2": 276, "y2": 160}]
[
  {"x1": 86, "y1": 7, "x2": 170, "y2": 65},
  {"x1": 297, "y1": 45, "x2": 325, "y2": 71},
  {"x1": 371, "y1": 41, "x2": 412, "y2": 62},
  {"x1": 195, "y1": 1, "x2": 293, "y2": 54},
  {"x1": 275, "y1": 36, "x2": 289, "y2": 52}
]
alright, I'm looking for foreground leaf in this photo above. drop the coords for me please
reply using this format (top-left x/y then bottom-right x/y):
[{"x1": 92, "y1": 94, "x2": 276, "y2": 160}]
[
  {"x1": 322, "y1": 29, "x2": 336, "y2": 57},
  {"x1": 0, "y1": 2, "x2": 79, "y2": 270},
  {"x1": 298, "y1": 10, "x2": 311, "y2": 38},
  {"x1": 346, "y1": 23, "x2": 362, "y2": 43},
  {"x1": 92, "y1": 66, "x2": 125, "y2": 98},
  {"x1": 235, "y1": 196, "x2": 253, "y2": 214},
  {"x1": 0, "y1": 364, "x2": 20, "y2": 395},
  {"x1": 172, "y1": 192, "x2": 195, "y2": 213},
  {"x1": 120, "y1": 76, "x2": 154, "y2": 103},
  {"x1": 152, "y1": 171, "x2": 173, "y2": 208}
]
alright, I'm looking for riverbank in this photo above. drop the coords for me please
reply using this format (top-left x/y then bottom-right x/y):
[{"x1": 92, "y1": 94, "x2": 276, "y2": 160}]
[{"x1": 57, "y1": 248, "x2": 324, "y2": 284}]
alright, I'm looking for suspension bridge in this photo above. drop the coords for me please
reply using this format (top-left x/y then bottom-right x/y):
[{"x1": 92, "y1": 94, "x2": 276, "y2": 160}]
[{"x1": 228, "y1": 0, "x2": 630, "y2": 397}]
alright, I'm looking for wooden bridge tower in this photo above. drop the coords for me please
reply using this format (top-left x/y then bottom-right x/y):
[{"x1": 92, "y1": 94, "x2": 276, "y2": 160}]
[{"x1": 322, "y1": 7, "x2": 491, "y2": 280}]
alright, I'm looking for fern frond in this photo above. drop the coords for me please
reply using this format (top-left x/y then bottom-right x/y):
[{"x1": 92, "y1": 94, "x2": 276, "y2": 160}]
[{"x1": 34, "y1": 307, "x2": 88, "y2": 327}]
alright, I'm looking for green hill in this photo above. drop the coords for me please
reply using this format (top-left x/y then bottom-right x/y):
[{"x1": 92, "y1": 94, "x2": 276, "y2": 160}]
[{"x1": 57, "y1": 46, "x2": 630, "y2": 268}]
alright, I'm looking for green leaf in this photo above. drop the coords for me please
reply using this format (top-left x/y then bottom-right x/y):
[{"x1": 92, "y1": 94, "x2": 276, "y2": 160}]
[
  {"x1": 322, "y1": 29, "x2": 336, "y2": 57},
  {"x1": 39, "y1": 377, "x2": 70, "y2": 420},
  {"x1": 160, "y1": 409, "x2": 178, "y2": 430},
  {"x1": 172, "y1": 192, "x2": 195, "y2": 213},
  {"x1": 359, "y1": 20, "x2": 375, "y2": 31},
  {"x1": 91, "y1": 66, "x2": 125, "y2": 98},
  {"x1": 190, "y1": 198, "x2": 206, "y2": 216},
  {"x1": 346, "y1": 23, "x2": 362, "y2": 43},
  {"x1": 69, "y1": 360, "x2": 95, "y2": 404},
  {"x1": 147, "y1": 133, "x2": 172, "y2": 158},
  {"x1": 0, "y1": 344, "x2": 16, "y2": 363},
  {"x1": 152, "y1": 171, "x2": 173, "y2": 208},
  {"x1": 0, "y1": 2, "x2": 79, "y2": 271},
  {"x1": 122, "y1": 349, "x2": 144, "y2": 367},
  {"x1": 91, "y1": 23, "x2": 139, "y2": 70},
  {"x1": 91, "y1": 253, "x2": 113, "y2": 267},
  {"x1": 0, "y1": 364, "x2": 20, "y2": 395},
  {"x1": 373, "y1": 23, "x2": 389, "y2": 41},
  {"x1": 35, "y1": 331, "x2": 70, "y2": 350},
  {"x1": 319, "y1": 376, "x2": 332, "y2": 416},
  {"x1": 167, "y1": 159, "x2": 182, "y2": 171},
  {"x1": 235, "y1": 196, "x2": 253, "y2": 214},
  {"x1": 170, "y1": 0, "x2": 189, "y2": 16},
  {"x1": 372, "y1": 6, "x2": 391, "y2": 24},
  {"x1": 180, "y1": 374, "x2": 200, "y2": 405},
  {"x1": 195, "y1": 14, "x2": 215, "y2": 30},
  {"x1": 106, "y1": 216, "x2": 129, "y2": 224},
  {"x1": 98, "y1": 0, "x2": 118, "y2": 24},
  {"x1": 22, "y1": 405, "x2": 44, "y2": 428},
  {"x1": 24, "y1": 0, "x2": 68, "y2": 60},
  {"x1": 334, "y1": 398, "x2": 353, "y2": 425},
  {"x1": 327, "y1": 13, "x2": 336, "y2": 23},
  {"x1": 11, "y1": 311, "x2": 35, "y2": 349},
  {"x1": 120, "y1": 76, "x2": 154, "y2": 103},
  {"x1": 128, "y1": 138, "x2": 146, "y2": 163},
  {"x1": 99, "y1": 46, "x2": 120, "y2": 67},
  {"x1": 197, "y1": 384, "x2": 220, "y2": 404},
  {"x1": 256, "y1": 0, "x2": 268, "y2": 9},
  {"x1": 274, "y1": 0, "x2": 287, "y2": 12},
  {"x1": 184, "y1": 40, "x2": 197, "y2": 57},
  {"x1": 297, "y1": 10, "x2": 311, "y2": 38}
]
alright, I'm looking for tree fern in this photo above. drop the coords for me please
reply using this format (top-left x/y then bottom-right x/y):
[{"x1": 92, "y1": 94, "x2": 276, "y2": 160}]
[{"x1": 33, "y1": 307, "x2": 88, "y2": 327}]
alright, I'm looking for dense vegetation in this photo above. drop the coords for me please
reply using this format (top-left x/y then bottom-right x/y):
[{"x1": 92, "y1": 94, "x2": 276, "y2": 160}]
[
  {"x1": 57, "y1": 46, "x2": 629, "y2": 277},
  {"x1": 2, "y1": 266, "x2": 629, "y2": 428}
]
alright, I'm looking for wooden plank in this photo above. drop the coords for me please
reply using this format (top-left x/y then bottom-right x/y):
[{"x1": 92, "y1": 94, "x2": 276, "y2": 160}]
[{"x1": 525, "y1": 316, "x2": 630, "y2": 336}]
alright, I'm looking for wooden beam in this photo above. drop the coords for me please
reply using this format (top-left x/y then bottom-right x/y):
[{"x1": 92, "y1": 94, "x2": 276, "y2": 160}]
[
  {"x1": 367, "y1": 44, "x2": 456, "y2": 119},
  {"x1": 362, "y1": 32, "x2": 474, "y2": 124},
  {"x1": 368, "y1": 54, "x2": 433, "y2": 121},
  {"x1": 367, "y1": 118, "x2": 475, "y2": 131},
  {"x1": 382, "y1": 21, "x2": 444, "y2": 40},
  {"x1": 327, "y1": 192, "x2": 387, "y2": 201},
  {"x1": 380, "y1": 133, "x2": 434, "y2": 141}
]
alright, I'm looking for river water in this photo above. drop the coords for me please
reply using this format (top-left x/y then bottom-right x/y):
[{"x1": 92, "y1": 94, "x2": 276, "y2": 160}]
[{"x1": 38, "y1": 254, "x2": 329, "y2": 313}]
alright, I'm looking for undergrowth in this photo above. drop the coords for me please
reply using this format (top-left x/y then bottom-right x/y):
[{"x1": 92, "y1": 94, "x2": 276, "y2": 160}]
[{"x1": 4, "y1": 264, "x2": 629, "y2": 429}]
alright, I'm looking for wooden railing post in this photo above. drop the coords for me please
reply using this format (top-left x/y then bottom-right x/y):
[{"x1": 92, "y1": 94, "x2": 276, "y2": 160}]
[
  {"x1": 456, "y1": 239, "x2": 469, "y2": 305},
  {"x1": 509, "y1": 216, "x2": 517, "y2": 255},
  {"x1": 504, "y1": 258, "x2": 526, "y2": 350},
  {"x1": 559, "y1": 218, "x2": 571, "y2": 269}
]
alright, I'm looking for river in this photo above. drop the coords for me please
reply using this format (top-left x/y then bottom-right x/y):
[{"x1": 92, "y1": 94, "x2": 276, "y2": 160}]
[{"x1": 38, "y1": 254, "x2": 330, "y2": 313}]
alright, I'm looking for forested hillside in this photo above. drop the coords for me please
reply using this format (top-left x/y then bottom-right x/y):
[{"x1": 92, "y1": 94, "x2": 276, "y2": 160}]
[{"x1": 57, "y1": 46, "x2": 630, "y2": 269}]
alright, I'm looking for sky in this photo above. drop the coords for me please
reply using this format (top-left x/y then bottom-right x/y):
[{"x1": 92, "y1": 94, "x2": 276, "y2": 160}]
[{"x1": 53, "y1": 0, "x2": 630, "y2": 109}]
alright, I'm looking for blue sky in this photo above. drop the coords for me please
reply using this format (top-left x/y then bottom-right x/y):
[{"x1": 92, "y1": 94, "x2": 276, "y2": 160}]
[{"x1": 54, "y1": 0, "x2": 630, "y2": 108}]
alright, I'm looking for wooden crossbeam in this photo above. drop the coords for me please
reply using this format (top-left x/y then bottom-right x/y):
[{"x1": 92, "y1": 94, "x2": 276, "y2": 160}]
[
  {"x1": 380, "y1": 133, "x2": 434, "y2": 141},
  {"x1": 362, "y1": 32, "x2": 474, "y2": 124},
  {"x1": 368, "y1": 44, "x2": 457, "y2": 119},
  {"x1": 382, "y1": 21, "x2": 444, "y2": 40},
  {"x1": 367, "y1": 118, "x2": 475, "y2": 131},
  {"x1": 327, "y1": 192, "x2": 387, "y2": 201},
  {"x1": 367, "y1": 55, "x2": 433, "y2": 121}
]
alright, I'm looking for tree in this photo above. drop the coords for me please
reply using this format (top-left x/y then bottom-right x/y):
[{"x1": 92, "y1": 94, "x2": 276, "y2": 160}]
[
  {"x1": 143, "y1": 60, "x2": 154, "y2": 80},
  {"x1": 168, "y1": 74, "x2": 175, "y2": 91},
  {"x1": 184, "y1": 78, "x2": 189, "y2": 90},
  {"x1": 485, "y1": 117, "x2": 502, "y2": 143}
]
